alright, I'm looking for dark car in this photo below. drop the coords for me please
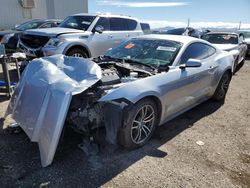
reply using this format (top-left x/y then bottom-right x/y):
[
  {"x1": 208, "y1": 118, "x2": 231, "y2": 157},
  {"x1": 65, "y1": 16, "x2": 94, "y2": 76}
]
[
  {"x1": 0, "y1": 19, "x2": 62, "y2": 53},
  {"x1": 157, "y1": 27, "x2": 203, "y2": 38}
]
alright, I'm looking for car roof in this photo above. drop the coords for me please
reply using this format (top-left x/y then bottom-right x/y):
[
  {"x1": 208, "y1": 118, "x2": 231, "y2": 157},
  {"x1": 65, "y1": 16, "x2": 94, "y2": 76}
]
[
  {"x1": 206, "y1": 32, "x2": 239, "y2": 35},
  {"x1": 72, "y1": 13, "x2": 136, "y2": 20},
  {"x1": 135, "y1": 34, "x2": 204, "y2": 45}
]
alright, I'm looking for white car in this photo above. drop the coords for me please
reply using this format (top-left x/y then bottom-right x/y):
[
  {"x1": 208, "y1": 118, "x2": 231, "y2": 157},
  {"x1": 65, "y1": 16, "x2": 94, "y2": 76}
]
[
  {"x1": 18, "y1": 13, "x2": 144, "y2": 59},
  {"x1": 202, "y1": 32, "x2": 247, "y2": 73},
  {"x1": 238, "y1": 30, "x2": 250, "y2": 55}
]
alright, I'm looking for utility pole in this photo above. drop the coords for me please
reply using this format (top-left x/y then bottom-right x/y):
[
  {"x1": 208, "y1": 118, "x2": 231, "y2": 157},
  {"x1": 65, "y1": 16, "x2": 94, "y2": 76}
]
[
  {"x1": 238, "y1": 21, "x2": 241, "y2": 30},
  {"x1": 187, "y1": 18, "x2": 190, "y2": 27}
]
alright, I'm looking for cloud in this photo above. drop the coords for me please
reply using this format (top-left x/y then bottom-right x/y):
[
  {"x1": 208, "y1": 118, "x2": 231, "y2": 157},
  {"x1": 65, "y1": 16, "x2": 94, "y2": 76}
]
[
  {"x1": 98, "y1": 0, "x2": 188, "y2": 7},
  {"x1": 144, "y1": 20, "x2": 250, "y2": 29}
]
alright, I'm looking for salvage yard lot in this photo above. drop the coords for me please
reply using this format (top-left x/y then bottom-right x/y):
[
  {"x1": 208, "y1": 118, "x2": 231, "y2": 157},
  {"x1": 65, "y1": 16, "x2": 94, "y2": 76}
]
[{"x1": 0, "y1": 59, "x2": 250, "y2": 188}]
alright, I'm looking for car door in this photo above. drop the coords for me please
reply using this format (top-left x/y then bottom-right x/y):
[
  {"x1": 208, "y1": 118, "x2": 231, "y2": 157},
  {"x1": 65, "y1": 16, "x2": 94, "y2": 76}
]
[
  {"x1": 126, "y1": 19, "x2": 143, "y2": 39},
  {"x1": 88, "y1": 17, "x2": 115, "y2": 57},
  {"x1": 109, "y1": 17, "x2": 130, "y2": 47},
  {"x1": 162, "y1": 43, "x2": 216, "y2": 119}
]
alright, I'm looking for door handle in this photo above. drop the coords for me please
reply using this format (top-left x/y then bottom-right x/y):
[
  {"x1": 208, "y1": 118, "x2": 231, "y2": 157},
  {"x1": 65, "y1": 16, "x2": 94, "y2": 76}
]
[
  {"x1": 109, "y1": 35, "x2": 113, "y2": 38},
  {"x1": 208, "y1": 66, "x2": 214, "y2": 69}
]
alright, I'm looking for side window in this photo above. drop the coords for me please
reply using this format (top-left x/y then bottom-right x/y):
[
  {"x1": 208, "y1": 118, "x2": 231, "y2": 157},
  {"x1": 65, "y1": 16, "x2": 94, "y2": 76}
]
[
  {"x1": 180, "y1": 43, "x2": 215, "y2": 64},
  {"x1": 94, "y1": 17, "x2": 110, "y2": 31},
  {"x1": 110, "y1": 18, "x2": 128, "y2": 31},
  {"x1": 126, "y1": 19, "x2": 137, "y2": 30}
]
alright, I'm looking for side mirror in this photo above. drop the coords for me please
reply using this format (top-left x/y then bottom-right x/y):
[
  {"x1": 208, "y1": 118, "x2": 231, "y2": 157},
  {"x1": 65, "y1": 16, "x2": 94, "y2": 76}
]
[
  {"x1": 179, "y1": 59, "x2": 202, "y2": 69},
  {"x1": 93, "y1": 25, "x2": 104, "y2": 34}
]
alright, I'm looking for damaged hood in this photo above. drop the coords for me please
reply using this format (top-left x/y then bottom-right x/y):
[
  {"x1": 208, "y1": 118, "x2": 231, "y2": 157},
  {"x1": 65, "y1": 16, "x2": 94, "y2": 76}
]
[
  {"x1": 5, "y1": 55, "x2": 102, "y2": 167},
  {"x1": 23, "y1": 27, "x2": 85, "y2": 37}
]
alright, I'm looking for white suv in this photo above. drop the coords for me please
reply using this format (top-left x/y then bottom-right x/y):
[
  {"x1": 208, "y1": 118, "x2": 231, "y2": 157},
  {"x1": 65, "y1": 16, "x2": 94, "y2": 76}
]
[{"x1": 18, "y1": 13, "x2": 144, "y2": 58}]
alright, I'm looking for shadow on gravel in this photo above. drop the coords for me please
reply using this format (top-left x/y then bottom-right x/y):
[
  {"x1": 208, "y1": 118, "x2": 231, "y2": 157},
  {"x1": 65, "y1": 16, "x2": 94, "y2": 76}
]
[
  {"x1": 0, "y1": 96, "x2": 9, "y2": 102},
  {"x1": 0, "y1": 99, "x2": 224, "y2": 188}
]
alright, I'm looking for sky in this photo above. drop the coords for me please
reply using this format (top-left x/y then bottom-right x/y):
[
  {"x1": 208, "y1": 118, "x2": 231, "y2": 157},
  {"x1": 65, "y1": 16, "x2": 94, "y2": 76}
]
[{"x1": 89, "y1": 0, "x2": 250, "y2": 29}]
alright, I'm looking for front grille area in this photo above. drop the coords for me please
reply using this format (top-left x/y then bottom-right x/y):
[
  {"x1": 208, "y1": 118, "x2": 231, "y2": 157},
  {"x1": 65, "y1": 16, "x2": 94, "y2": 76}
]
[
  {"x1": 20, "y1": 34, "x2": 50, "y2": 49},
  {"x1": 247, "y1": 44, "x2": 250, "y2": 50}
]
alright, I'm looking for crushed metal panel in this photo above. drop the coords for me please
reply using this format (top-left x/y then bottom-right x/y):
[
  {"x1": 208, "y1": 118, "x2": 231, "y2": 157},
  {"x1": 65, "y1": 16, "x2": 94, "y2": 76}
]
[{"x1": 5, "y1": 55, "x2": 102, "y2": 167}]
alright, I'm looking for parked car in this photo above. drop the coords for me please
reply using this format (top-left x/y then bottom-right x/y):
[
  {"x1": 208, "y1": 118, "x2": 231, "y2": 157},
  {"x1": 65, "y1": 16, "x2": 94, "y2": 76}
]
[
  {"x1": 238, "y1": 30, "x2": 250, "y2": 55},
  {"x1": 6, "y1": 35, "x2": 234, "y2": 167},
  {"x1": 202, "y1": 32, "x2": 247, "y2": 72},
  {"x1": 0, "y1": 19, "x2": 62, "y2": 53},
  {"x1": 157, "y1": 27, "x2": 202, "y2": 38},
  {"x1": 18, "y1": 13, "x2": 144, "y2": 59}
]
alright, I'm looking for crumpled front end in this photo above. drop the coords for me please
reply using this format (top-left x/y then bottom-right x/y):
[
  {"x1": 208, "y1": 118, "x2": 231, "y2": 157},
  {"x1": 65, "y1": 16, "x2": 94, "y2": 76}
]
[{"x1": 5, "y1": 55, "x2": 102, "y2": 167}]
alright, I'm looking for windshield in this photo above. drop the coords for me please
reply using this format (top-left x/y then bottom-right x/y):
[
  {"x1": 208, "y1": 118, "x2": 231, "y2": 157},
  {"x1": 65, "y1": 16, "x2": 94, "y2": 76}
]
[
  {"x1": 105, "y1": 39, "x2": 182, "y2": 68},
  {"x1": 240, "y1": 31, "x2": 250, "y2": 39},
  {"x1": 59, "y1": 16, "x2": 96, "y2": 30},
  {"x1": 202, "y1": 34, "x2": 238, "y2": 44},
  {"x1": 15, "y1": 20, "x2": 44, "y2": 31}
]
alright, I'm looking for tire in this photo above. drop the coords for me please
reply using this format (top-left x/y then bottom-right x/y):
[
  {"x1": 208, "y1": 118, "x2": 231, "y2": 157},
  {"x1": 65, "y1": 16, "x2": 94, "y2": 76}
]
[
  {"x1": 118, "y1": 99, "x2": 158, "y2": 149},
  {"x1": 66, "y1": 48, "x2": 88, "y2": 58},
  {"x1": 212, "y1": 72, "x2": 231, "y2": 101}
]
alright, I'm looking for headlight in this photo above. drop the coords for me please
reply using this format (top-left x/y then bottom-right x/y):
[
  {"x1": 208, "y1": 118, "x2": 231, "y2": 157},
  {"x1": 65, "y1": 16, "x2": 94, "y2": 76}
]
[
  {"x1": 45, "y1": 38, "x2": 64, "y2": 47},
  {"x1": 1, "y1": 33, "x2": 15, "y2": 43}
]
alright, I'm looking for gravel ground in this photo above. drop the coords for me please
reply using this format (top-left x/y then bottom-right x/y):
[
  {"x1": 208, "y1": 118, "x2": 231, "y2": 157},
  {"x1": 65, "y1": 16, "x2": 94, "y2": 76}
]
[{"x1": 0, "y1": 58, "x2": 250, "y2": 188}]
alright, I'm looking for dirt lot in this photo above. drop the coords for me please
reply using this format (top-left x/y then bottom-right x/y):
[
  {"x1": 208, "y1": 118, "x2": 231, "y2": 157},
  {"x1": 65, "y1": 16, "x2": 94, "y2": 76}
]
[{"x1": 0, "y1": 58, "x2": 250, "y2": 188}]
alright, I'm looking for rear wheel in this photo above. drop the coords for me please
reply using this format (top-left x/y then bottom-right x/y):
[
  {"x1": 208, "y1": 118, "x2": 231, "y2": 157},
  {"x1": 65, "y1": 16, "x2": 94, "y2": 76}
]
[
  {"x1": 212, "y1": 72, "x2": 231, "y2": 101},
  {"x1": 66, "y1": 48, "x2": 88, "y2": 58},
  {"x1": 119, "y1": 99, "x2": 158, "y2": 149}
]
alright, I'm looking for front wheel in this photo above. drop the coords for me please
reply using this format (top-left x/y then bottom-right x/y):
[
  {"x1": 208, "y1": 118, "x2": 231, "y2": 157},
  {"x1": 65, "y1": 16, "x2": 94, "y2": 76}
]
[
  {"x1": 212, "y1": 72, "x2": 231, "y2": 101},
  {"x1": 118, "y1": 99, "x2": 158, "y2": 149},
  {"x1": 66, "y1": 48, "x2": 88, "y2": 58}
]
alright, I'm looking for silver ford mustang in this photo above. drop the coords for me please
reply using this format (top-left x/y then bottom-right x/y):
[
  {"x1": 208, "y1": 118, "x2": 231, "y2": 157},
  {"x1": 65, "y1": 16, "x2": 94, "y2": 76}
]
[{"x1": 5, "y1": 35, "x2": 234, "y2": 167}]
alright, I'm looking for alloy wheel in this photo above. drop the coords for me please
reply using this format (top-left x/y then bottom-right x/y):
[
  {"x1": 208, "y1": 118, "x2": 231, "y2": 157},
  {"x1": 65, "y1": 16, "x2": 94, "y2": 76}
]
[
  {"x1": 131, "y1": 105, "x2": 156, "y2": 144},
  {"x1": 218, "y1": 74, "x2": 230, "y2": 98}
]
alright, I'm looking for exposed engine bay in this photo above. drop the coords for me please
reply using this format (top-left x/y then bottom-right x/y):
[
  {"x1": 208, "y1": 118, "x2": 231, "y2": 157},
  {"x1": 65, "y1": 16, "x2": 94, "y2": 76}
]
[{"x1": 67, "y1": 60, "x2": 154, "y2": 140}]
